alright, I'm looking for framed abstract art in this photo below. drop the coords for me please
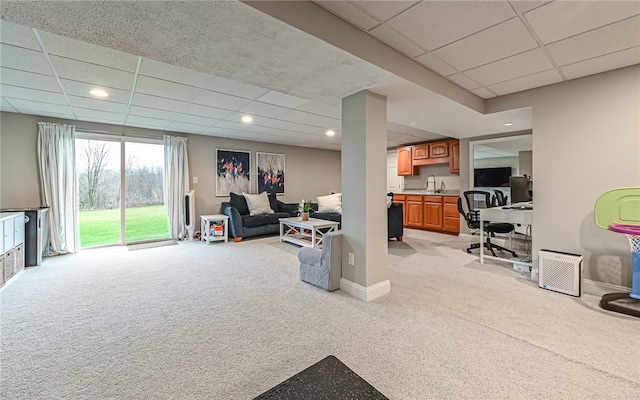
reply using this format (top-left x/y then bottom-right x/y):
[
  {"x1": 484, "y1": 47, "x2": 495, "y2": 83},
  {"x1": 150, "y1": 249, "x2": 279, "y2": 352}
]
[
  {"x1": 216, "y1": 149, "x2": 250, "y2": 196},
  {"x1": 256, "y1": 152, "x2": 285, "y2": 195}
]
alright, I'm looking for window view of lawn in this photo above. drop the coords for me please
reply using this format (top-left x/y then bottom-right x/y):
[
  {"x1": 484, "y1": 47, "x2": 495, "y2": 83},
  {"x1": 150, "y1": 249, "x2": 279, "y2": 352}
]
[{"x1": 79, "y1": 205, "x2": 170, "y2": 247}]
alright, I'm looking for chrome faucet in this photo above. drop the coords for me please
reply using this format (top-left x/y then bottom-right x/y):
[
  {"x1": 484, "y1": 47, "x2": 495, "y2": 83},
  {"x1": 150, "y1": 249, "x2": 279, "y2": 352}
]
[{"x1": 426, "y1": 175, "x2": 436, "y2": 191}]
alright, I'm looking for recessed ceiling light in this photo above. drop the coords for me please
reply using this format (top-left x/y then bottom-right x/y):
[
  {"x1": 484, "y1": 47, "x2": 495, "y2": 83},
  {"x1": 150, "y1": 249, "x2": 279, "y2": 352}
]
[
  {"x1": 326, "y1": 129, "x2": 336, "y2": 136},
  {"x1": 241, "y1": 115, "x2": 253, "y2": 123},
  {"x1": 504, "y1": 122, "x2": 514, "y2": 126},
  {"x1": 89, "y1": 89, "x2": 109, "y2": 98}
]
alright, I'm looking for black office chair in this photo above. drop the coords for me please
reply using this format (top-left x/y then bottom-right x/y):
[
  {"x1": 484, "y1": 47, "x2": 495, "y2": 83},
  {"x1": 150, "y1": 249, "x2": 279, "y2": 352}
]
[
  {"x1": 458, "y1": 191, "x2": 518, "y2": 257},
  {"x1": 493, "y1": 189, "x2": 508, "y2": 206}
]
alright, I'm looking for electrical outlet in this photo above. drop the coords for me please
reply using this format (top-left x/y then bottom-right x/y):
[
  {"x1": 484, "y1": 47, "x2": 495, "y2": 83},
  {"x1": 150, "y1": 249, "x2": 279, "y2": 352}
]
[
  {"x1": 193, "y1": 177, "x2": 198, "y2": 184},
  {"x1": 348, "y1": 253, "x2": 355, "y2": 266}
]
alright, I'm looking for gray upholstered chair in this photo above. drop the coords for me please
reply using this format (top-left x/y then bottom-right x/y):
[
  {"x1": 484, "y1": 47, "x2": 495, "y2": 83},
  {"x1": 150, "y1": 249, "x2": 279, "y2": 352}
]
[{"x1": 298, "y1": 231, "x2": 342, "y2": 291}]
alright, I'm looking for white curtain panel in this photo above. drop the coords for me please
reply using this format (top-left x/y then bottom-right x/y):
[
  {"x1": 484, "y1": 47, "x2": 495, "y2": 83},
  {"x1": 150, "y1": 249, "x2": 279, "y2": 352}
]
[
  {"x1": 163, "y1": 135, "x2": 190, "y2": 240},
  {"x1": 37, "y1": 122, "x2": 78, "y2": 254}
]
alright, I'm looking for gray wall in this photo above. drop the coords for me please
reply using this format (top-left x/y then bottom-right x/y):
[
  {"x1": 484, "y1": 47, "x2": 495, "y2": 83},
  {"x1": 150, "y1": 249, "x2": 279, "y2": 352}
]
[
  {"x1": 487, "y1": 65, "x2": 640, "y2": 289},
  {"x1": 0, "y1": 112, "x2": 341, "y2": 219}
]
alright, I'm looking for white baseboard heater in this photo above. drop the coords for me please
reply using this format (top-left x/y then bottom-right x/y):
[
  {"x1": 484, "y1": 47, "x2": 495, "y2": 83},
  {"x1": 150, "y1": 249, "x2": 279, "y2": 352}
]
[{"x1": 539, "y1": 249, "x2": 583, "y2": 297}]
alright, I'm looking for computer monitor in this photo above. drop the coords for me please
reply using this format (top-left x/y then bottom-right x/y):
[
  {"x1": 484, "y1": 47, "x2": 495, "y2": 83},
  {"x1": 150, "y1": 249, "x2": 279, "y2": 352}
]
[{"x1": 510, "y1": 176, "x2": 532, "y2": 203}]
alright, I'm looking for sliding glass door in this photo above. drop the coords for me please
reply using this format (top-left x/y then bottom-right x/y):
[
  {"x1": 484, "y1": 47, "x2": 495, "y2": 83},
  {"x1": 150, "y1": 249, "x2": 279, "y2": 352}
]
[
  {"x1": 76, "y1": 135, "x2": 170, "y2": 248},
  {"x1": 124, "y1": 142, "x2": 169, "y2": 243}
]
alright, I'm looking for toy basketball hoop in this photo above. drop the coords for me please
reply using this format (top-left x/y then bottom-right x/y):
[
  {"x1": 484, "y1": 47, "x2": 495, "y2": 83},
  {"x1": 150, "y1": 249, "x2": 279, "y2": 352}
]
[{"x1": 594, "y1": 188, "x2": 640, "y2": 318}]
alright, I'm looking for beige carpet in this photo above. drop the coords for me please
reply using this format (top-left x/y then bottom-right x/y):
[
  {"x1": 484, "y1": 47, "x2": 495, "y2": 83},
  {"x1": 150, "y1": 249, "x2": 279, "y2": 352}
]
[{"x1": 1, "y1": 230, "x2": 638, "y2": 399}]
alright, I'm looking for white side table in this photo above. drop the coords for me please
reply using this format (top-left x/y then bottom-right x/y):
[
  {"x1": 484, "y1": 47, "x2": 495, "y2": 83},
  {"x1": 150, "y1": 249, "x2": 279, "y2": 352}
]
[{"x1": 200, "y1": 214, "x2": 229, "y2": 244}]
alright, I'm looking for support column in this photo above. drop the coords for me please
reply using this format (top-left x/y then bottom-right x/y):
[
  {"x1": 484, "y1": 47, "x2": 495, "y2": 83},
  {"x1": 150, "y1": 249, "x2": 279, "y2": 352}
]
[{"x1": 339, "y1": 90, "x2": 390, "y2": 301}]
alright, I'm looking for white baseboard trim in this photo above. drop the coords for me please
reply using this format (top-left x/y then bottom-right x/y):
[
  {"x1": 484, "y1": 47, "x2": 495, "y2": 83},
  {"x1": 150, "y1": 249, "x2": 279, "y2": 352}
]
[
  {"x1": 583, "y1": 279, "x2": 630, "y2": 297},
  {"x1": 340, "y1": 278, "x2": 391, "y2": 302}
]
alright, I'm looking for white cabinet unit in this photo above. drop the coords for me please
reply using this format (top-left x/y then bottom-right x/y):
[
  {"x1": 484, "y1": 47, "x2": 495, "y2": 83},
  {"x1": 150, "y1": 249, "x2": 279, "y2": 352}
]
[{"x1": 1, "y1": 212, "x2": 25, "y2": 287}]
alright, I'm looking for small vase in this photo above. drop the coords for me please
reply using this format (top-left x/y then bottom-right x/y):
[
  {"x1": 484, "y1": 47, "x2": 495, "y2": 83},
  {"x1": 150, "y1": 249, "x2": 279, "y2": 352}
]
[{"x1": 301, "y1": 212, "x2": 310, "y2": 221}]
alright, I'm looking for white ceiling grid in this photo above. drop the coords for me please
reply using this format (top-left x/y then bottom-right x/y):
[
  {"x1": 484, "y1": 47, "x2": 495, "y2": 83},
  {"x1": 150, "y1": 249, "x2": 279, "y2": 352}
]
[
  {"x1": 0, "y1": 20, "x2": 348, "y2": 150},
  {"x1": 316, "y1": 0, "x2": 640, "y2": 99}
]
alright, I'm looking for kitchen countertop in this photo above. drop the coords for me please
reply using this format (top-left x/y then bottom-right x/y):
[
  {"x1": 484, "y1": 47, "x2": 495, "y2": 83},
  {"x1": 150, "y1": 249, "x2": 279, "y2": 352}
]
[{"x1": 396, "y1": 190, "x2": 460, "y2": 196}]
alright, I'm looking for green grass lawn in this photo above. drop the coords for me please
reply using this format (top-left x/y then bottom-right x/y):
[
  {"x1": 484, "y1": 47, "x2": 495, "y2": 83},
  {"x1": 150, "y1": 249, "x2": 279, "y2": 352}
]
[{"x1": 79, "y1": 204, "x2": 170, "y2": 247}]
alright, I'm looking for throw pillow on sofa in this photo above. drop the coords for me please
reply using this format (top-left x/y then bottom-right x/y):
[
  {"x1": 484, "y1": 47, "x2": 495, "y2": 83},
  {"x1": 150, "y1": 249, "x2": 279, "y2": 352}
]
[
  {"x1": 243, "y1": 192, "x2": 275, "y2": 216},
  {"x1": 230, "y1": 192, "x2": 250, "y2": 215},
  {"x1": 317, "y1": 193, "x2": 342, "y2": 213}
]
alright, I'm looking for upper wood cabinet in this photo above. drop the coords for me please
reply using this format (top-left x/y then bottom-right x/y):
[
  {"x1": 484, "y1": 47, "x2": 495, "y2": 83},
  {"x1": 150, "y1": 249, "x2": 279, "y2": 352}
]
[
  {"x1": 397, "y1": 146, "x2": 417, "y2": 176},
  {"x1": 412, "y1": 144, "x2": 429, "y2": 160},
  {"x1": 430, "y1": 142, "x2": 449, "y2": 159},
  {"x1": 449, "y1": 140, "x2": 460, "y2": 175}
]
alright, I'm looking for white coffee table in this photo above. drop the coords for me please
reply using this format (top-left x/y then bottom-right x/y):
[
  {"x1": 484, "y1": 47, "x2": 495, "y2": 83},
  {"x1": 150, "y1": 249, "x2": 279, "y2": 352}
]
[{"x1": 279, "y1": 217, "x2": 339, "y2": 248}]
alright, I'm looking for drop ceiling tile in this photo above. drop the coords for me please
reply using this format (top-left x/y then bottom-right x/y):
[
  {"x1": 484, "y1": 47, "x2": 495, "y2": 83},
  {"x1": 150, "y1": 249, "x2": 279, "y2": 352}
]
[
  {"x1": 201, "y1": 126, "x2": 242, "y2": 136},
  {"x1": 525, "y1": 1, "x2": 640, "y2": 44},
  {"x1": 238, "y1": 101, "x2": 291, "y2": 118},
  {"x1": 60, "y1": 79, "x2": 131, "y2": 103},
  {"x1": 261, "y1": 119, "x2": 301, "y2": 131},
  {"x1": 38, "y1": 30, "x2": 139, "y2": 72},
  {"x1": 447, "y1": 73, "x2": 481, "y2": 91},
  {"x1": 369, "y1": 24, "x2": 425, "y2": 58},
  {"x1": 135, "y1": 75, "x2": 202, "y2": 102},
  {"x1": 243, "y1": 125, "x2": 286, "y2": 136},
  {"x1": 214, "y1": 120, "x2": 249, "y2": 131},
  {"x1": 126, "y1": 115, "x2": 170, "y2": 128},
  {"x1": 206, "y1": 77, "x2": 270, "y2": 100},
  {"x1": 414, "y1": 53, "x2": 457, "y2": 76},
  {"x1": 139, "y1": 58, "x2": 213, "y2": 88},
  {"x1": 50, "y1": 55, "x2": 134, "y2": 91},
  {"x1": 0, "y1": 68, "x2": 61, "y2": 92},
  {"x1": 471, "y1": 87, "x2": 497, "y2": 99},
  {"x1": 165, "y1": 121, "x2": 207, "y2": 134},
  {"x1": 387, "y1": 1, "x2": 515, "y2": 50},
  {"x1": 74, "y1": 108, "x2": 124, "y2": 122},
  {"x1": 1, "y1": 98, "x2": 18, "y2": 111},
  {"x1": 256, "y1": 91, "x2": 309, "y2": 109},
  {"x1": 128, "y1": 105, "x2": 180, "y2": 121},
  {"x1": 352, "y1": 1, "x2": 419, "y2": 22},
  {"x1": 0, "y1": 21, "x2": 40, "y2": 50},
  {"x1": 67, "y1": 96, "x2": 128, "y2": 114},
  {"x1": 181, "y1": 103, "x2": 235, "y2": 120},
  {"x1": 561, "y1": 46, "x2": 640, "y2": 79},
  {"x1": 465, "y1": 48, "x2": 554, "y2": 86},
  {"x1": 131, "y1": 93, "x2": 188, "y2": 113},
  {"x1": 9, "y1": 98, "x2": 74, "y2": 116},
  {"x1": 316, "y1": 1, "x2": 381, "y2": 30},
  {"x1": 546, "y1": 16, "x2": 640, "y2": 66},
  {"x1": 192, "y1": 90, "x2": 252, "y2": 111},
  {"x1": 277, "y1": 110, "x2": 340, "y2": 128},
  {"x1": 295, "y1": 101, "x2": 341, "y2": 119},
  {"x1": 284, "y1": 123, "x2": 327, "y2": 136},
  {"x1": 487, "y1": 69, "x2": 563, "y2": 95},
  {"x1": 1, "y1": 84, "x2": 67, "y2": 104},
  {"x1": 0, "y1": 44, "x2": 51, "y2": 75},
  {"x1": 173, "y1": 113, "x2": 219, "y2": 127},
  {"x1": 434, "y1": 18, "x2": 538, "y2": 71},
  {"x1": 510, "y1": 1, "x2": 552, "y2": 14}
]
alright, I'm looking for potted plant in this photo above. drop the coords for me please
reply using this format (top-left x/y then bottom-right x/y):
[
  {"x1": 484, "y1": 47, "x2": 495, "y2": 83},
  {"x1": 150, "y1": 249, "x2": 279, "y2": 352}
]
[{"x1": 300, "y1": 200, "x2": 311, "y2": 221}]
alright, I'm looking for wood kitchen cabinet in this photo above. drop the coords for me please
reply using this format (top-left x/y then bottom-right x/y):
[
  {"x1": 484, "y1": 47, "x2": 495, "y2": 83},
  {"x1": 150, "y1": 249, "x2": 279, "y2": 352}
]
[
  {"x1": 397, "y1": 146, "x2": 417, "y2": 176},
  {"x1": 423, "y1": 196, "x2": 443, "y2": 230},
  {"x1": 430, "y1": 142, "x2": 449, "y2": 159},
  {"x1": 449, "y1": 140, "x2": 460, "y2": 174},
  {"x1": 442, "y1": 196, "x2": 460, "y2": 234},
  {"x1": 412, "y1": 144, "x2": 429, "y2": 160},
  {"x1": 405, "y1": 195, "x2": 424, "y2": 228},
  {"x1": 393, "y1": 194, "x2": 407, "y2": 226}
]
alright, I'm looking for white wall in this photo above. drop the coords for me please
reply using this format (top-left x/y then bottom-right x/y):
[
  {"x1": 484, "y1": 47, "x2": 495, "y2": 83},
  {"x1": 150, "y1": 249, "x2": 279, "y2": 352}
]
[
  {"x1": 487, "y1": 65, "x2": 640, "y2": 289},
  {"x1": 0, "y1": 112, "x2": 341, "y2": 220}
]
